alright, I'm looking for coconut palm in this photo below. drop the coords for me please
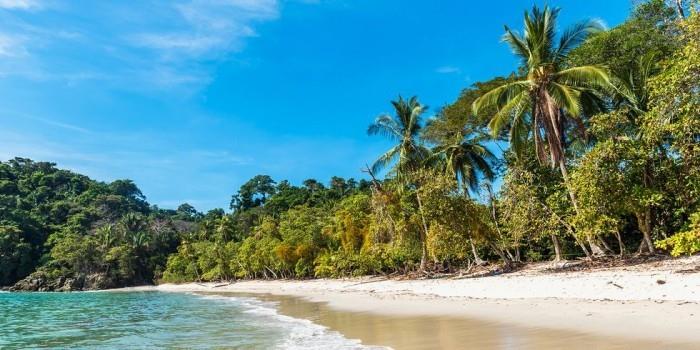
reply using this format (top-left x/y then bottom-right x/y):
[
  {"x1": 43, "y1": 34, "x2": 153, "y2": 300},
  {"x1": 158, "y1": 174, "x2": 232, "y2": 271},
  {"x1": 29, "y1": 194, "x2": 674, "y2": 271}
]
[
  {"x1": 368, "y1": 96, "x2": 433, "y2": 270},
  {"x1": 434, "y1": 132, "x2": 497, "y2": 196},
  {"x1": 429, "y1": 132, "x2": 497, "y2": 265},
  {"x1": 473, "y1": 5, "x2": 613, "y2": 256},
  {"x1": 368, "y1": 96, "x2": 432, "y2": 178}
]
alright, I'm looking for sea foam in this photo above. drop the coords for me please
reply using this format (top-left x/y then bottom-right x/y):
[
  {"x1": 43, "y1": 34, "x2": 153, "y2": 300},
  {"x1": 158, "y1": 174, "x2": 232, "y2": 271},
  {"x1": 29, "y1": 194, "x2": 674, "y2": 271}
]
[{"x1": 193, "y1": 293, "x2": 390, "y2": 350}]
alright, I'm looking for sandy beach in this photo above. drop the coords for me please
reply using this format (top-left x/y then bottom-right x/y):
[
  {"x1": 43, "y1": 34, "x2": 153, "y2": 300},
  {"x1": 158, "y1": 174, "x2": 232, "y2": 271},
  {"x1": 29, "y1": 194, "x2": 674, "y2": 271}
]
[{"x1": 119, "y1": 255, "x2": 700, "y2": 349}]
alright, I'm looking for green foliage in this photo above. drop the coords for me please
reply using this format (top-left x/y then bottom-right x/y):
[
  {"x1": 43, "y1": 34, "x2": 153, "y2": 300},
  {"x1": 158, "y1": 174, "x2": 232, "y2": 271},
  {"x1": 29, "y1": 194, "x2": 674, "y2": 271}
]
[
  {"x1": 497, "y1": 158, "x2": 567, "y2": 260},
  {"x1": 329, "y1": 194, "x2": 372, "y2": 252},
  {"x1": 656, "y1": 212, "x2": 700, "y2": 256},
  {"x1": 423, "y1": 77, "x2": 511, "y2": 144},
  {"x1": 0, "y1": 223, "x2": 33, "y2": 285},
  {"x1": 230, "y1": 175, "x2": 277, "y2": 211},
  {"x1": 9, "y1": 2, "x2": 700, "y2": 290},
  {"x1": 0, "y1": 158, "x2": 190, "y2": 289},
  {"x1": 473, "y1": 5, "x2": 612, "y2": 165},
  {"x1": 567, "y1": 0, "x2": 679, "y2": 75},
  {"x1": 646, "y1": 11, "x2": 700, "y2": 211}
]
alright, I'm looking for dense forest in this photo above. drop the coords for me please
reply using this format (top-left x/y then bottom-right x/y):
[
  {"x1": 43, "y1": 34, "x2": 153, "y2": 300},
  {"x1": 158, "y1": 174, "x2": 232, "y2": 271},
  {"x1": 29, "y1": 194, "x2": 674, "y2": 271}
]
[{"x1": 2, "y1": 0, "x2": 699, "y2": 290}]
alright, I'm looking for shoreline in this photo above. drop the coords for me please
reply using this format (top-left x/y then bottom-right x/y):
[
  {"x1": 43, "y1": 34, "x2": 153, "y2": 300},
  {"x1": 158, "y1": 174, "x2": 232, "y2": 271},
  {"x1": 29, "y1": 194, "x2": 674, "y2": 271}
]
[{"x1": 114, "y1": 255, "x2": 700, "y2": 347}]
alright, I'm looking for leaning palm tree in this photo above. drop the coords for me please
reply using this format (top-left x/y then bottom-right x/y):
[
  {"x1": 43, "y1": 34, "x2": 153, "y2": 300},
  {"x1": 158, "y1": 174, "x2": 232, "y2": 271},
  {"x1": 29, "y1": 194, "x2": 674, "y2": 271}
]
[
  {"x1": 473, "y1": 5, "x2": 613, "y2": 256},
  {"x1": 368, "y1": 96, "x2": 432, "y2": 270}
]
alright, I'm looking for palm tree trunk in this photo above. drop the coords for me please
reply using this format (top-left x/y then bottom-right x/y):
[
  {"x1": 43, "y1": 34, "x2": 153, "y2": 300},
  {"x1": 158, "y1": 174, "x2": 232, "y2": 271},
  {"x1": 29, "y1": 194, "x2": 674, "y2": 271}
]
[
  {"x1": 541, "y1": 96, "x2": 605, "y2": 257},
  {"x1": 415, "y1": 192, "x2": 430, "y2": 272},
  {"x1": 557, "y1": 157, "x2": 607, "y2": 256}
]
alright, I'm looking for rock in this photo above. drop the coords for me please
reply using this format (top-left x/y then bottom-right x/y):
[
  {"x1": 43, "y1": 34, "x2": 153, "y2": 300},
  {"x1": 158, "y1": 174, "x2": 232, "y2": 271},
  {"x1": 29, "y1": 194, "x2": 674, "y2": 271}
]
[
  {"x1": 10, "y1": 274, "x2": 47, "y2": 291},
  {"x1": 83, "y1": 273, "x2": 116, "y2": 290},
  {"x1": 11, "y1": 271, "x2": 121, "y2": 292}
]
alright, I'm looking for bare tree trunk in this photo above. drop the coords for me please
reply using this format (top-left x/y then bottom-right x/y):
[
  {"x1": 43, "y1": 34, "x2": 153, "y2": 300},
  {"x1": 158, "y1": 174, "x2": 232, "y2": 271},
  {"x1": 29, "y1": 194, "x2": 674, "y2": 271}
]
[
  {"x1": 551, "y1": 234, "x2": 563, "y2": 261},
  {"x1": 675, "y1": 0, "x2": 686, "y2": 19},
  {"x1": 415, "y1": 192, "x2": 430, "y2": 272},
  {"x1": 614, "y1": 231, "x2": 626, "y2": 256},
  {"x1": 637, "y1": 238, "x2": 649, "y2": 254},
  {"x1": 490, "y1": 242, "x2": 510, "y2": 265},
  {"x1": 485, "y1": 185, "x2": 516, "y2": 262},
  {"x1": 640, "y1": 166, "x2": 656, "y2": 254},
  {"x1": 599, "y1": 237, "x2": 614, "y2": 253},
  {"x1": 470, "y1": 239, "x2": 485, "y2": 265},
  {"x1": 636, "y1": 212, "x2": 656, "y2": 254},
  {"x1": 539, "y1": 195, "x2": 592, "y2": 259},
  {"x1": 577, "y1": 239, "x2": 593, "y2": 259}
]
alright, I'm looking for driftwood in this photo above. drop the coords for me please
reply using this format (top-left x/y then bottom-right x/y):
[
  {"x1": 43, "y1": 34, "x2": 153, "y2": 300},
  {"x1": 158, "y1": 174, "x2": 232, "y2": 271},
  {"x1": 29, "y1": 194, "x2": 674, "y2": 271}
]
[{"x1": 212, "y1": 282, "x2": 233, "y2": 288}]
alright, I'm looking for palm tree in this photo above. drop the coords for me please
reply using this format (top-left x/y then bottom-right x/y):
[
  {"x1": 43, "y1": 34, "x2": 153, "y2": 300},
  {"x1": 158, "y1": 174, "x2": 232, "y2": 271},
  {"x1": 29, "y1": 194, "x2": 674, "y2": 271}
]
[
  {"x1": 434, "y1": 132, "x2": 496, "y2": 196},
  {"x1": 368, "y1": 96, "x2": 432, "y2": 178},
  {"x1": 432, "y1": 133, "x2": 497, "y2": 265},
  {"x1": 368, "y1": 96, "x2": 432, "y2": 270},
  {"x1": 473, "y1": 5, "x2": 613, "y2": 257}
]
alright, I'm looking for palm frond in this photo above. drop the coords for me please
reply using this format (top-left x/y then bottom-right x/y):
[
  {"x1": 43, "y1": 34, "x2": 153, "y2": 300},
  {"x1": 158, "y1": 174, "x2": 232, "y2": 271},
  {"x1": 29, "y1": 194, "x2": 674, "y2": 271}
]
[
  {"x1": 367, "y1": 114, "x2": 402, "y2": 141},
  {"x1": 555, "y1": 19, "x2": 605, "y2": 61},
  {"x1": 472, "y1": 80, "x2": 530, "y2": 116},
  {"x1": 554, "y1": 65, "x2": 612, "y2": 90},
  {"x1": 486, "y1": 91, "x2": 529, "y2": 138},
  {"x1": 370, "y1": 145, "x2": 400, "y2": 175},
  {"x1": 509, "y1": 111, "x2": 530, "y2": 160},
  {"x1": 502, "y1": 27, "x2": 530, "y2": 64},
  {"x1": 549, "y1": 82, "x2": 582, "y2": 117}
]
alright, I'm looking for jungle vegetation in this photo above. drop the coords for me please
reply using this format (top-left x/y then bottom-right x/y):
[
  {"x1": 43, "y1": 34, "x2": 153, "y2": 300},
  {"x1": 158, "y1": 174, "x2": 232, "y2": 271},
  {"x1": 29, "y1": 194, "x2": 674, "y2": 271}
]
[{"x1": 2, "y1": 0, "x2": 699, "y2": 289}]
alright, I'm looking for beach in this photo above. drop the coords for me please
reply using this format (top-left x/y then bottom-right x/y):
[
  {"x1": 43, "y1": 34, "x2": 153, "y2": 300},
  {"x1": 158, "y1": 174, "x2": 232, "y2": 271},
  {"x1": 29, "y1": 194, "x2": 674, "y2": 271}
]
[{"x1": 119, "y1": 255, "x2": 700, "y2": 349}]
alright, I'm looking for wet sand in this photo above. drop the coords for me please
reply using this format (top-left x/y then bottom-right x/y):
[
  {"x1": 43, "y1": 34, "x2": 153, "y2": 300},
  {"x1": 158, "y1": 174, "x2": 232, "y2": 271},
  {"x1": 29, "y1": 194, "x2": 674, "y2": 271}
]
[
  {"x1": 118, "y1": 256, "x2": 700, "y2": 349},
  {"x1": 205, "y1": 292, "x2": 697, "y2": 350}
]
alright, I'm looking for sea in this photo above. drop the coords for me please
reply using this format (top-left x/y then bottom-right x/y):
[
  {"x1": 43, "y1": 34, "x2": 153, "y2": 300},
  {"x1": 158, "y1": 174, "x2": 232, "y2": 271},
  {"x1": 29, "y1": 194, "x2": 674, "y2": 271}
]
[{"x1": 0, "y1": 291, "x2": 384, "y2": 349}]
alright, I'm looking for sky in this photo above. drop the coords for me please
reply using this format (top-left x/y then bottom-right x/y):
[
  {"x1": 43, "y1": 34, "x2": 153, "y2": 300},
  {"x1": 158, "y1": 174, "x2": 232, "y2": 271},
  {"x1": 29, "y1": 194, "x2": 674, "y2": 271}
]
[{"x1": 0, "y1": 0, "x2": 632, "y2": 211}]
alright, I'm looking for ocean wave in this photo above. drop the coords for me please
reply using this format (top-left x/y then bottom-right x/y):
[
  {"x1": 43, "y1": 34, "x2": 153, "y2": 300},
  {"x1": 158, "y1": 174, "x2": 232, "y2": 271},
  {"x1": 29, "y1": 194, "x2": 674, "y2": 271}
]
[{"x1": 193, "y1": 294, "x2": 390, "y2": 350}]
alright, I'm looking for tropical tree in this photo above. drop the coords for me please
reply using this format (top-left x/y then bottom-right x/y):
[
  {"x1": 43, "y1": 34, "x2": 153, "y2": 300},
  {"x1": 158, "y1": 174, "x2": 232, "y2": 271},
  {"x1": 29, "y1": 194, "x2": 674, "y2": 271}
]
[
  {"x1": 368, "y1": 96, "x2": 432, "y2": 178},
  {"x1": 473, "y1": 5, "x2": 613, "y2": 256},
  {"x1": 433, "y1": 132, "x2": 496, "y2": 196},
  {"x1": 368, "y1": 96, "x2": 433, "y2": 270}
]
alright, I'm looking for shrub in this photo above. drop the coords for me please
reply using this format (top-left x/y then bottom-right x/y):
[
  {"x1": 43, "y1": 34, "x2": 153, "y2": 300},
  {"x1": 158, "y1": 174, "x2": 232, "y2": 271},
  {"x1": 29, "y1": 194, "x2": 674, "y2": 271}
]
[{"x1": 655, "y1": 212, "x2": 700, "y2": 257}]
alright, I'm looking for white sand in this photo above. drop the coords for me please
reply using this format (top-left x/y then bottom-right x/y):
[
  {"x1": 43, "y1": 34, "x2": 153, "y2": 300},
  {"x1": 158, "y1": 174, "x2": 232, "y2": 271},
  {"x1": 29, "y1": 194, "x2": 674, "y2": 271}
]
[{"x1": 119, "y1": 255, "x2": 700, "y2": 345}]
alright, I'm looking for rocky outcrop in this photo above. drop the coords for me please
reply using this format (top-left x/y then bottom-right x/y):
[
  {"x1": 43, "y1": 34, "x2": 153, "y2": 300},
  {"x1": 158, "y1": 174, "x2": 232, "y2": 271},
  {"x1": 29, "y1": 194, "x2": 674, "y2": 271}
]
[{"x1": 10, "y1": 271, "x2": 119, "y2": 292}]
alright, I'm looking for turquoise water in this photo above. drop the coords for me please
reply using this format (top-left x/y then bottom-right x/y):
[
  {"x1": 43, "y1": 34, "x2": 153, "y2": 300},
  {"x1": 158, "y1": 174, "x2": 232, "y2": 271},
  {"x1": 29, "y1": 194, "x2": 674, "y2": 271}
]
[{"x1": 0, "y1": 291, "x2": 374, "y2": 349}]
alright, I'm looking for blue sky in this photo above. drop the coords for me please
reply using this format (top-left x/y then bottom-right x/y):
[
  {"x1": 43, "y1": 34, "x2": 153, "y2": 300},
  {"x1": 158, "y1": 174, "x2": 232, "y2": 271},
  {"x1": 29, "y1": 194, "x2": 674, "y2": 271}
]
[{"x1": 0, "y1": 0, "x2": 632, "y2": 211}]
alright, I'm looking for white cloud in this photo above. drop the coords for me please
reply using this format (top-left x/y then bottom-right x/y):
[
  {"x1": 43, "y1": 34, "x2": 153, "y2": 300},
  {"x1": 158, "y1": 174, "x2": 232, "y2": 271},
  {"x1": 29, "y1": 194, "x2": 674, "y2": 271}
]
[
  {"x1": 131, "y1": 33, "x2": 227, "y2": 56},
  {"x1": 23, "y1": 115, "x2": 93, "y2": 134},
  {"x1": 0, "y1": 0, "x2": 40, "y2": 10},
  {"x1": 134, "y1": 0, "x2": 280, "y2": 59},
  {"x1": 0, "y1": 34, "x2": 27, "y2": 57},
  {"x1": 0, "y1": 0, "x2": 285, "y2": 90},
  {"x1": 435, "y1": 65, "x2": 461, "y2": 74}
]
